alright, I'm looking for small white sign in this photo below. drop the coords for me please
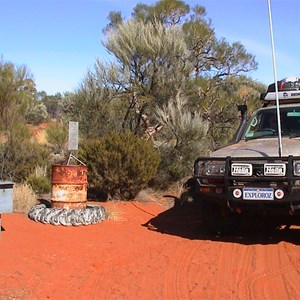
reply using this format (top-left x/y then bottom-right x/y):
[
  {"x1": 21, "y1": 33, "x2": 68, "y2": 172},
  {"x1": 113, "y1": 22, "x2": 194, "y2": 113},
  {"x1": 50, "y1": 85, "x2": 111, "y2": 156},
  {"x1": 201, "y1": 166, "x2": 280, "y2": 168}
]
[{"x1": 68, "y1": 122, "x2": 78, "y2": 150}]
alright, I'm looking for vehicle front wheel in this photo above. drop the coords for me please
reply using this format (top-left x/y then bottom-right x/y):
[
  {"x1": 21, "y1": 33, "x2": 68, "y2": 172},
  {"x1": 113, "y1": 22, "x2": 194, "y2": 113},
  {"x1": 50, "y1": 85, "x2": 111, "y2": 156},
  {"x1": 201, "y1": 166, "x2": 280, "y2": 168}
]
[{"x1": 200, "y1": 199, "x2": 241, "y2": 235}]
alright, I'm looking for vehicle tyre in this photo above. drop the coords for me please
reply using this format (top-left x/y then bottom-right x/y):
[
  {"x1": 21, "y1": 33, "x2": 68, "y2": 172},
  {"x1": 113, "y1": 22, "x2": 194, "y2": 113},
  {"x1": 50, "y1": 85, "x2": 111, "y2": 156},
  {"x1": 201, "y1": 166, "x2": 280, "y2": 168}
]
[
  {"x1": 174, "y1": 191, "x2": 194, "y2": 207},
  {"x1": 200, "y1": 199, "x2": 241, "y2": 235}
]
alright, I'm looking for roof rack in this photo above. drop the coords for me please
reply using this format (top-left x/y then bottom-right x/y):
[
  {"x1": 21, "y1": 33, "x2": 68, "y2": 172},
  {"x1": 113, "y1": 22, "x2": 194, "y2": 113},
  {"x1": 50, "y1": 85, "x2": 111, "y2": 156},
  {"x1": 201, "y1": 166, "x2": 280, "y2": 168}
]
[{"x1": 260, "y1": 77, "x2": 300, "y2": 103}]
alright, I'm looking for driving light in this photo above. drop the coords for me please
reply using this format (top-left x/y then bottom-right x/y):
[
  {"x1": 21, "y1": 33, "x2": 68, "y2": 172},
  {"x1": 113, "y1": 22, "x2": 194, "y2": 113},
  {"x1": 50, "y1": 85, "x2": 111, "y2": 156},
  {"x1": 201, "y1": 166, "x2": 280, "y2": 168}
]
[
  {"x1": 264, "y1": 163, "x2": 286, "y2": 176},
  {"x1": 294, "y1": 161, "x2": 300, "y2": 176},
  {"x1": 231, "y1": 163, "x2": 252, "y2": 176},
  {"x1": 205, "y1": 162, "x2": 226, "y2": 175}
]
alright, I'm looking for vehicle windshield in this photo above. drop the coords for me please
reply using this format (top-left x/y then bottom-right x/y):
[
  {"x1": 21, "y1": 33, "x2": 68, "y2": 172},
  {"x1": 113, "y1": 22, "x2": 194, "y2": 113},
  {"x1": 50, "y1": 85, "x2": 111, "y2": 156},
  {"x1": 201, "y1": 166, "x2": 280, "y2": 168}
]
[{"x1": 242, "y1": 106, "x2": 300, "y2": 140}]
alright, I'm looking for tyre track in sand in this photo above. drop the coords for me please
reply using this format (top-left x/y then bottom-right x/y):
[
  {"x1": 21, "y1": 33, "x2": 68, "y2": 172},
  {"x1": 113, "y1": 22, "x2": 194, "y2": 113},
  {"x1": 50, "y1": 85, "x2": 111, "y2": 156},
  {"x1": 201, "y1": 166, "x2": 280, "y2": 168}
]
[
  {"x1": 214, "y1": 242, "x2": 255, "y2": 299},
  {"x1": 238, "y1": 242, "x2": 300, "y2": 300},
  {"x1": 278, "y1": 241, "x2": 300, "y2": 299},
  {"x1": 162, "y1": 239, "x2": 212, "y2": 300},
  {"x1": 84, "y1": 248, "x2": 171, "y2": 300},
  {"x1": 82, "y1": 256, "x2": 125, "y2": 300}
]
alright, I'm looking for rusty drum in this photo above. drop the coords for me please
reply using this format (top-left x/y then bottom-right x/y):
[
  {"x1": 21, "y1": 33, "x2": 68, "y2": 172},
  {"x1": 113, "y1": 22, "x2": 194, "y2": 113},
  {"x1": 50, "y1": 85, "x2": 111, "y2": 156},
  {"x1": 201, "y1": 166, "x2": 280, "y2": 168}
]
[{"x1": 51, "y1": 165, "x2": 87, "y2": 209}]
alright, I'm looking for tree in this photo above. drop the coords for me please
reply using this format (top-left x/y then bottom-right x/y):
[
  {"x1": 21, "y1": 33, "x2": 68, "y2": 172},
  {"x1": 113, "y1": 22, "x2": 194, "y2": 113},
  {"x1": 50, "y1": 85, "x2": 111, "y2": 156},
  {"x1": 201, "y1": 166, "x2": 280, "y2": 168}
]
[
  {"x1": 68, "y1": 0, "x2": 260, "y2": 183},
  {"x1": 40, "y1": 92, "x2": 63, "y2": 120},
  {"x1": 62, "y1": 62, "x2": 125, "y2": 138},
  {"x1": 46, "y1": 122, "x2": 68, "y2": 155},
  {"x1": 0, "y1": 58, "x2": 50, "y2": 181},
  {"x1": 26, "y1": 102, "x2": 48, "y2": 125},
  {"x1": 155, "y1": 92, "x2": 209, "y2": 181},
  {"x1": 103, "y1": 18, "x2": 193, "y2": 133},
  {"x1": 102, "y1": 0, "x2": 258, "y2": 134},
  {"x1": 0, "y1": 58, "x2": 36, "y2": 132},
  {"x1": 194, "y1": 76, "x2": 265, "y2": 150}
]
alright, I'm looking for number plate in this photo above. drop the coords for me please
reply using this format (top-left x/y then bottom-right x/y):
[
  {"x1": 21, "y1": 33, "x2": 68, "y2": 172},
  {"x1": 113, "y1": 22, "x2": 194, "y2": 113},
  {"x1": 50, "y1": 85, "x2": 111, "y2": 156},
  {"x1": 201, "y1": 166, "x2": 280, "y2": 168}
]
[{"x1": 243, "y1": 188, "x2": 274, "y2": 200}]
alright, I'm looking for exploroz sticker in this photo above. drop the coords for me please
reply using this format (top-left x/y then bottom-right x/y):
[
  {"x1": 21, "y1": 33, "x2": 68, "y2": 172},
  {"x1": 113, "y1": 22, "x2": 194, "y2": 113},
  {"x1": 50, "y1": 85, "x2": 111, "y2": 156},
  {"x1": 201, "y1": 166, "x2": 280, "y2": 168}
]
[{"x1": 243, "y1": 188, "x2": 274, "y2": 200}]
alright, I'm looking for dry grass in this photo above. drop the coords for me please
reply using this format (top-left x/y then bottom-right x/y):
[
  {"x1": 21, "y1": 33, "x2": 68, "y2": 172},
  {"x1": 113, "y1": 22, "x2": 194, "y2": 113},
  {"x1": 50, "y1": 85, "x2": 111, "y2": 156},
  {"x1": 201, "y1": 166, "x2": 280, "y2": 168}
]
[
  {"x1": 13, "y1": 182, "x2": 38, "y2": 214},
  {"x1": 135, "y1": 186, "x2": 182, "y2": 209},
  {"x1": 104, "y1": 202, "x2": 124, "y2": 221}
]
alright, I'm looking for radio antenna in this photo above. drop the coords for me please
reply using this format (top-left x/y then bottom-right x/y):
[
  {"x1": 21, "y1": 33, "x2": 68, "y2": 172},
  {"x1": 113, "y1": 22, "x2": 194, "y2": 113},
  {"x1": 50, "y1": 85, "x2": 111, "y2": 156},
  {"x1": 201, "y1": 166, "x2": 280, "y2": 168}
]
[{"x1": 267, "y1": 0, "x2": 283, "y2": 157}]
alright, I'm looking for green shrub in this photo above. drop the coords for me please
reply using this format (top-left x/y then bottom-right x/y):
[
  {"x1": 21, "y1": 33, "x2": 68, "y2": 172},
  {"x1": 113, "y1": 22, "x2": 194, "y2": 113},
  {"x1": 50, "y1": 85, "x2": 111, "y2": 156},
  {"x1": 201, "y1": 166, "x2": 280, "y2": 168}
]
[
  {"x1": 79, "y1": 131, "x2": 160, "y2": 200},
  {"x1": 46, "y1": 123, "x2": 68, "y2": 155},
  {"x1": 26, "y1": 102, "x2": 48, "y2": 125},
  {"x1": 0, "y1": 131, "x2": 51, "y2": 182}
]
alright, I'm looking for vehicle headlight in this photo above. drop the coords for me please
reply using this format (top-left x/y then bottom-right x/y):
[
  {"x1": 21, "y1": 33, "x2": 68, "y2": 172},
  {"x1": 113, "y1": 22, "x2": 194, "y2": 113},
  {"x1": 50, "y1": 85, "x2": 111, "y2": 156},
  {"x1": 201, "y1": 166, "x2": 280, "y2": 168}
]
[
  {"x1": 293, "y1": 161, "x2": 300, "y2": 176},
  {"x1": 205, "y1": 161, "x2": 226, "y2": 175}
]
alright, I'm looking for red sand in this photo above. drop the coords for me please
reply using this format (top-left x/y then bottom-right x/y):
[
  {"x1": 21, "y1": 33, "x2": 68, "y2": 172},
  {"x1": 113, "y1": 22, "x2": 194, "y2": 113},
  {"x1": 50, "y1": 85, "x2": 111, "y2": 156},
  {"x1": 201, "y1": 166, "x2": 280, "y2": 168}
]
[{"x1": 1, "y1": 199, "x2": 300, "y2": 300}]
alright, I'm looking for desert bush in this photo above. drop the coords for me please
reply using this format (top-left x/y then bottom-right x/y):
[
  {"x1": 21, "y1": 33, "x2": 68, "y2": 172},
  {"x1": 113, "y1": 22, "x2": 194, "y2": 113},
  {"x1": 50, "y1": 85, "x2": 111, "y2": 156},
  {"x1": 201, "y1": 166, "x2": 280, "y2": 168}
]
[
  {"x1": 13, "y1": 182, "x2": 37, "y2": 213},
  {"x1": 26, "y1": 165, "x2": 51, "y2": 194},
  {"x1": 0, "y1": 126, "x2": 51, "y2": 182},
  {"x1": 79, "y1": 131, "x2": 160, "y2": 200},
  {"x1": 26, "y1": 102, "x2": 48, "y2": 125},
  {"x1": 154, "y1": 94, "x2": 209, "y2": 185},
  {"x1": 46, "y1": 123, "x2": 68, "y2": 155}
]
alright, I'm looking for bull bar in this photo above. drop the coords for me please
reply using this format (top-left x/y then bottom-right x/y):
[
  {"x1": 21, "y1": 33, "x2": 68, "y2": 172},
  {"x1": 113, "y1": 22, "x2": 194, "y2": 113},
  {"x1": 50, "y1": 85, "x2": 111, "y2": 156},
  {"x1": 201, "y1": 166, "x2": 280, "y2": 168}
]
[{"x1": 192, "y1": 155, "x2": 300, "y2": 213}]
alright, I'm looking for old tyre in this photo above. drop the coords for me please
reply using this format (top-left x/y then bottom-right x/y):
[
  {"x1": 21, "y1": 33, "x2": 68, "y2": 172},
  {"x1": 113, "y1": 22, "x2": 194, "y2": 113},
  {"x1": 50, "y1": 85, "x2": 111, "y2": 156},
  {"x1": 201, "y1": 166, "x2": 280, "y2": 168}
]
[
  {"x1": 200, "y1": 200, "x2": 241, "y2": 235},
  {"x1": 28, "y1": 204, "x2": 106, "y2": 226}
]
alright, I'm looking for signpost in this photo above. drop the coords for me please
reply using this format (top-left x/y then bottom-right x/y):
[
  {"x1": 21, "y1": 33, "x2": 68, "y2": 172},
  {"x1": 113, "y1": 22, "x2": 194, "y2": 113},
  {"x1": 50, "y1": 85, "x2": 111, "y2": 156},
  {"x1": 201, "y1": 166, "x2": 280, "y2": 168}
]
[
  {"x1": 67, "y1": 122, "x2": 86, "y2": 166},
  {"x1": 68, "y1": 121, "x2": 79, "y2": 151}
]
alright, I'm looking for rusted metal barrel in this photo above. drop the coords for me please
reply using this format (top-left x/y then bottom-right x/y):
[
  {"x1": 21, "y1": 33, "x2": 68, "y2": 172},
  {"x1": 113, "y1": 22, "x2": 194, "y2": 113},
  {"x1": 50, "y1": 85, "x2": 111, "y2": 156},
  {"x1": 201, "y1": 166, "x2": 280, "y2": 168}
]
[{"x1": 51, "y1": 165, "x2": 87, "y2": 209}]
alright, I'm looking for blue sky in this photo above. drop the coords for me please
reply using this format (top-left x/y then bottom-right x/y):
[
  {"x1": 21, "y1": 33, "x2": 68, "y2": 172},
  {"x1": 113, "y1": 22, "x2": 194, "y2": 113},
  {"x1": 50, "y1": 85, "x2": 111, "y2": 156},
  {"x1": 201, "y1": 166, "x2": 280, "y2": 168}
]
[{"x1": 1, "y1": 0, "x2": 300, "y2": 95}]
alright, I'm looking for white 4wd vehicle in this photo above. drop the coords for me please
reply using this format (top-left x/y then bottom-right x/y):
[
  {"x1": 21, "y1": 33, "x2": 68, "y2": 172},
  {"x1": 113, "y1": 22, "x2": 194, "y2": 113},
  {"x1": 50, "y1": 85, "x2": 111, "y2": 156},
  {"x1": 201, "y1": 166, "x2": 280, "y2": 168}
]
[{"x1": 185, "y1": 77, "x2": 300, "y2": 234}]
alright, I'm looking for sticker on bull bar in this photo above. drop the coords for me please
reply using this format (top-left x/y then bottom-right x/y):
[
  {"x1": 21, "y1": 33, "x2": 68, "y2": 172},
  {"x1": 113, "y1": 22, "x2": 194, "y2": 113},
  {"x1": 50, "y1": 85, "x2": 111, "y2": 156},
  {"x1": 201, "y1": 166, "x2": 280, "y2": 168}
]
[{"x1": 243, "y1": 188, "x2": 274, "y2": 200}]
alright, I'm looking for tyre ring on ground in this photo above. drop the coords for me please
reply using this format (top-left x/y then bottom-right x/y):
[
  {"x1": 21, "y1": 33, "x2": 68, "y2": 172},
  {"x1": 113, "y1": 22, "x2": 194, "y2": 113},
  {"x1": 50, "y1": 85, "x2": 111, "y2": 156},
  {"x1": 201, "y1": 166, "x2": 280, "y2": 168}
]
[{"x1": 28, "y1": 204, "x2": 106, "y2": 226}]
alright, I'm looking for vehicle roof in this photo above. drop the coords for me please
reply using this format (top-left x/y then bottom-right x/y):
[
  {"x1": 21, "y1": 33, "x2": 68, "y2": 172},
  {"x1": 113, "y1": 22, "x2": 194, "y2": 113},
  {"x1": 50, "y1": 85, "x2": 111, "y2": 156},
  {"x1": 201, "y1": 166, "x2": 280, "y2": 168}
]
[
  {"x1": 258, "y1": 103, "x2": 300, "y2": 111},
  {"x1": 260, "y1": 77, "x2": 300, "y2": 105}
]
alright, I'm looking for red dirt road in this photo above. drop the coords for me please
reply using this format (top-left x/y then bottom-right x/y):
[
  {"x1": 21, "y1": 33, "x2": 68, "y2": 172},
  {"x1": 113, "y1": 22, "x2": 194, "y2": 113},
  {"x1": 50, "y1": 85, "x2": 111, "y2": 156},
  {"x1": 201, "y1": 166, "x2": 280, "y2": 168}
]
[{"x1": 1, "y1": 199, "x2": 300, "y2": 300}]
